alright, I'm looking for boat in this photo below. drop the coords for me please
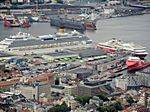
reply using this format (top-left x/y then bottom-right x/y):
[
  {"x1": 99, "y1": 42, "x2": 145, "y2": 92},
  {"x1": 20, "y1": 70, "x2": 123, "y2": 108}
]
[
  {"x1": 0, "y1": 28, "x2": 92, "y2": 55},
  {"x1": 50, "y1": 18, "x2": 97, "y2": 30},
  {"x1": 20, "y1": 19, "x2": 31, "y2": 27},
  {"x1": 0, "y1": 13, "x2": 6, "y2": 21},
  {"x1": 4, "y1": 15, "x2": 20, "y2": 27},
  {"x1": 97, "y1": 38, "x2": 148, "y2": 59},
  {"x1": 29, "y1": 16, "x2": 40, "y2": 22},
  {"x1": 18, "y1": 16, "x2": 31, "y2": 27},
  {"x1": 126, "y1": 57, "x2": 150, "y2": 71}
]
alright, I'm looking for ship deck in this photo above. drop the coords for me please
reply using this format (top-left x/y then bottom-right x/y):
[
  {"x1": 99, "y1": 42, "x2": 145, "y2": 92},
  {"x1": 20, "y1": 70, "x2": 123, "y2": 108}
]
[{"x1": 8, "y1": 36, "x2": 89, "y2": 48}]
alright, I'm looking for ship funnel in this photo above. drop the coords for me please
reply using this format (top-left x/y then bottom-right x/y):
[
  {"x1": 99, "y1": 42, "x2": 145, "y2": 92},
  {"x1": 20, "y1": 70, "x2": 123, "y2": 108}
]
[{"x1": 58, "y1": 28, "x2": 65, "y2": 34}]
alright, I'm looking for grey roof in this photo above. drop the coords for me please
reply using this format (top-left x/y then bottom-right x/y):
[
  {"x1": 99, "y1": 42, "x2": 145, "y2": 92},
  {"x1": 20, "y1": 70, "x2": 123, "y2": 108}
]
[
  {"x1": 45, "y1": 51, "x2": 76, "y2": 57},
  {"x1": 79, "y1": 49, "x2": 106, "y2": 58},
  {"x1": 8, "y1": 36, "x2": 89, "y2": 48},
  {"x1": 70, "y1": 68, "x2": 93, "y2": 74},
  {"x1": 51, "y1": 85, "x2": 65, "y2": 89},
  {"x1": 79, "y1": 83, "x2": 115, "y2": 94},
  {"x1": 84, "y1": 80, "x2": 107, "y2": 86},
  {"x1": 84, "y1": 103, "x2": 97, "y2": 110}
]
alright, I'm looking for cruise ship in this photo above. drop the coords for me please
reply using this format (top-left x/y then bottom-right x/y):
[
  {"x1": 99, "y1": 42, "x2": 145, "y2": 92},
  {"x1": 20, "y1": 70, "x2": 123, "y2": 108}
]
[
  {"x1": 97, "y1": 38, "x2": 148, "y2": 58},
  {"x1": 0, "y1": 29, "x2": 92, "y2": 55}
]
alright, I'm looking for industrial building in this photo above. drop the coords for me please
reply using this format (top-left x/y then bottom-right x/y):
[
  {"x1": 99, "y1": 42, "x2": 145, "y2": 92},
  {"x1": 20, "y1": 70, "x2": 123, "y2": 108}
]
[{"x1": 77, "y1": 81, "x2": 115, "y2": 96}]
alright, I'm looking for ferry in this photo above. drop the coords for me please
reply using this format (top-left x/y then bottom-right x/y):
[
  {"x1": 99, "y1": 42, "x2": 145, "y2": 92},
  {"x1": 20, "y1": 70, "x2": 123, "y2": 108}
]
[
  {"x1": 97, "y1": 38, "x2": 148, "y2": 59},
  {"x1": 0, "y1": 29, "x2": 92, "y2": 55},
  {"x1": 50, "y1": 18, "x2": 97, "y2": 30}
]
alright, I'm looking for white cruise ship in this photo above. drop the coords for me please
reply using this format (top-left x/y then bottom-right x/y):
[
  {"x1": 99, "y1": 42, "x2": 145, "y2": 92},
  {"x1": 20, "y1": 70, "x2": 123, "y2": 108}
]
[
  {"x1": 97, "y1": 38, "x2": 148, "y2": 58},
  {"x1": 0, "y1": 29, "x2": 92, "y2": 55}
]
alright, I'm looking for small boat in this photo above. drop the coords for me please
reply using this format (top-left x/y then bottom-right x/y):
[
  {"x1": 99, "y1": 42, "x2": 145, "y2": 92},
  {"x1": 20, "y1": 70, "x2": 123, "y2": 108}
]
[
  {"x1": 20, "y1": 19, "x2": 31, "y2": 27},
  {"x1": 4, "y1": 15, "x2": 20, "y2": 27},
  {"x1": 126, "y1": 57, "x2": 150, "y2": 71},
  {"x1": 29, "y1": 16, "x2": 40, "y2": 22},
  {"x1": 18, "y1": 16, "x2": 31, "y2": 27}
]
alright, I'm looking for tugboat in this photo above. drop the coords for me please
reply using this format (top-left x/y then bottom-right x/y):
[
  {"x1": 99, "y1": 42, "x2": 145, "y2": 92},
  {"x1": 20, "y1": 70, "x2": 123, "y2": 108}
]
[
  {"x1": 20, "y1": 19, "x2": 31, "y2": 27},
  {"x1": 126, "y1": 57, "x2": 150, "y2": 71},
  {"x1": 4, "y1": 15, "x2": 31, "y2": 28},
  {"x1": 18, "y1": 17, "x2": 31, "y2": 27},
  {"x1": 4, "y1": 15, "x2": 20, "y2": 27}
]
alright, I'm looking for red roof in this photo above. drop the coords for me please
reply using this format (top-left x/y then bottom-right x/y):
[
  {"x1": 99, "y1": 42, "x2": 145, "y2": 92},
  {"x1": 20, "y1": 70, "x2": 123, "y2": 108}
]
[
  {"x1": 28, "y1": 72, "x2": 56, "y2": 82},
  {"x1": 121, "y1": 110, "x2": 129, "y2": 112},
  {"x1": 0, "y1": 81, "x2": 17, "y2": 87},
  {"x1": 19, "y1": 109, "x2": 31, "y2": 112},
  {"x1": 15, "y1": 73, "x2": 23, "y2": 77},
  {"x1": 143, "y1": 87, "x2": 150, "y2": 92}
]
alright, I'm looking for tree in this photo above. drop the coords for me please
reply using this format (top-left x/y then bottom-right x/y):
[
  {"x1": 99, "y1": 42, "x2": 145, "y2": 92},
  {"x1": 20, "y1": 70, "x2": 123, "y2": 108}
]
[
  {"x1": 109, "y1": 106, "x2": 117, "y2": 112},
  {"x1": 111, "y1": 97, "x2": 116, "y2": 101},
  {"x1": 127, "y1": 96, "x2": 134, "y2": 106},
  {"x1": 47, "y1": 102, "x2": 70, "y2": 112},
  {"x1": 97, "y1": 94, "x2": 109, "y2": 101},
  {"x1": 56, "y1": 0, "x2": 63, "y2": 4},
  {"x1": 75, "y1": 96, "x2": 91, "y2": 106},
  {"x1": 112, "y1": 101, "x2": 124, "y2": 111},
  {"x1": 97, "y1": 106, "x2": 117, "y2": 112},
  {"x1": 0, "y1": 0, "x2": 5, "y2": 3}
]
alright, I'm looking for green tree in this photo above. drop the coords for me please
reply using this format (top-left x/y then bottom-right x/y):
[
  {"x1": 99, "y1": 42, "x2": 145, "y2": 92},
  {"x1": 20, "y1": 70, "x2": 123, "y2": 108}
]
[
  {"x1": 103, "y1": 105, "x2": 111, "y2": 112},
  {"x1": 97, "y1": 106, "x2": 117, "y2": 112},
  {"x1": 97, "y1": 106, "x2": 105, "y2": 112},
  {"x1": 109, "y1": 106, "x2": 117, "y2": 112},
  {"x1": 75, "y1": 96, "x2": 91, "y2": 106},
  {"x1": 0, "y1": 0, "x2": 5, "y2": 3},
  {"x1": 56, "y1": 0, "x2": 63, "y2": 4},
  {"x1": 127, "y1": 96, "x2": 134, "y2": 106},
  {"x1": 112, "y1": 101, "x2": 124, "y2": 110},
  {"x1": 97, "y1": 94, "x2": 109, "y2": 101},
  {"x1": 47, "y1": 102, "x2": 70, "y2": 112},
  {"x1": 111, "y1": 97, "x2": 116, "y2": 101}
]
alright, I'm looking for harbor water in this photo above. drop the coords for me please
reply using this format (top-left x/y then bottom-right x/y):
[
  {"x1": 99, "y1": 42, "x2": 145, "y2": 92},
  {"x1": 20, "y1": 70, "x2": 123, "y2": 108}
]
[{"x1": 0, "y1": 14, "x2": 150, "y2": 58}]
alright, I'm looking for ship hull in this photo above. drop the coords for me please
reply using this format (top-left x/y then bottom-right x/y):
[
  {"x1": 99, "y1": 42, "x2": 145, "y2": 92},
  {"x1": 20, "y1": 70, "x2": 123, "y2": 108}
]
[
  {"x1": 126, "y1": 57, "x2": 150, "y2": 71},
  {"x1": 97, "y1": 45, "x2": 116, "y2": 52},
  {"x1": 97, "y1": 45, "x2": 148, "y2": 58},
  {"x1": 4, "y1": 20, "x2": 20, "y2": 27},
  {"x1": 86, "y1": 26, "x2": 97, "y2": 30},
  {"x1": 50, "y1": 18, "x2": 96, "y2": 30},
  {"x1": 21, "y1": 21, "x2": 31, "y2": 27},
  {"x1": 50, "y1": 18, "x2": 85, "y2": 30},
  {"x1": 128, "y1": 62, "x2": 150, "y2": 71}
]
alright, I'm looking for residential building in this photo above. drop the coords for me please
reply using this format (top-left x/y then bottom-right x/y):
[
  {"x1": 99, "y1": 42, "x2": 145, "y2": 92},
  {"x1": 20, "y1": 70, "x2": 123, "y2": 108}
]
[
  {"x1": 0, "y1": 81, "x2": 17, "y2": 92},
  {"x1": 115, "y1": 77, "x2": 128, "y2": 90},
  {"x1": 89, "y1": 96, "x2": 103, "y2": 106},
  {"x1": 64, "y1": 85, "x2": 78, "y2": 96}
]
